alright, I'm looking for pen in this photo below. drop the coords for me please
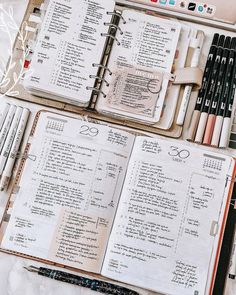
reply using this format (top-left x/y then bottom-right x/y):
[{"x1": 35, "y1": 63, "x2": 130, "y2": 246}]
[
  {"x1": 0, "y1": 108, "x2": 30, "y2": 191},
  {"x1": 176, "y1": 31, "x2": 204, "y2": 126},
  {"x1": 24, "y1": 266, "x2": 140, "y2": 295},
  {"x1": 0, "y1": 103, "x2": 10, "y2": 131},
  {"x1": 219, "y1": 40, "x2": 236, "y2": 148},
  {"x1": 0, "y1": 104, "x2": 16, "y2": 153},
  {"x1": 0, "y1": 107, "x2": 22, "y2": 175},
  {"x1": 195, "y1": 35, "x2": 225, "y2": 143},
  {"x1": 203, "y1": 36, "x2": 231, "y2": 145},
  {"x1": 187, "y1": 33, "x2": 219, "y2": 141}
]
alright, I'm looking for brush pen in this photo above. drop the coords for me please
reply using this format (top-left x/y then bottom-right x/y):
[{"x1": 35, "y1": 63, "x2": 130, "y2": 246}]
[
  {"x1": 219, "y1": 40, "x2": 236, "y2": 148},
  {"x1": 187, "y1": 33, "x2": 219, "y2": 141},
  {"x1": 203, "y1": 36, "x2": 231, "y2": 145},
  {"x1": 0, "y1": 106, "x2": 22, "y2": 175},
  {"x1": 211, "y1": 38, "x2": 236, "y2": 147},
  {"x1": 0, "y1": 105, "x2": 16, "y2": 153},
  {"x1": 0, "y1": 103, "x2": 10, "y2": 131},
  {"x1": 24, "y1": 266, "x2": 139, "y2": 295},
  {"x1": 194, "y1": 35, "x2": 225, "y2": 143},
  {"x1": 0, "y1": 108, "x2": 30, "y2": 191}
]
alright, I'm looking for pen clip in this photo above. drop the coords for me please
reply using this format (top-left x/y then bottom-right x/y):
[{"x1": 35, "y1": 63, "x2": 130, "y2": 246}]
[{"x1": 210, "y1": 221, "x2": 219, "y2": 237}]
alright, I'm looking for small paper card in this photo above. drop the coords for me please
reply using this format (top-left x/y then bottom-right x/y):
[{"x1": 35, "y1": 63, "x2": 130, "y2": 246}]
[{"x1": 106, "y1": 66, "x2": 164, "y2": 117}]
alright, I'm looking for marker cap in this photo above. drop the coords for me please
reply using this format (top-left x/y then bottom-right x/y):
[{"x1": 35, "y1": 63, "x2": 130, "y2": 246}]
[
  {"x1": 218, "y1": 35, "x2": 225, "y2": 48},
  {"x1": 187, "y1": 110, "x2": 201, "y2": 142},
  {"x1": 203, "y1": 114, "x2": 216, "y2": 145},
  {"x1": 219, "y1": 117, "x2": 231, "y2": 148},
  {"x1": 224, "y1": 36, "x2": 231, "y2": 49},
  {"x1": 195, "y1": 112, "x2": 208, "y2": 143},
  {"x1": 212, "y1": 33, "x2": 220, "y2": 46},
  {"x1": 211, "y1": 116, "x2": 224, "y2": 147},
  {"x1": 230, "y1": 37, "x2": 236, "y2": 50}
]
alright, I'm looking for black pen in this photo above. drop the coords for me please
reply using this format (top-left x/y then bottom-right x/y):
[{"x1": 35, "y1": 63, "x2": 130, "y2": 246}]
[
  {"x1": 212, "y1": 37, "x2": 236, "y2": 147},
  {"x1": 203, "y1": 36, "x2": 231, "y2": 145},
  {"x1": 194, "y1": 34, "x2": 225, "y2": 143},
  {"x1": 187, "y1": 33, "x2": 219, "y2": 141},
  {"x1": 24, "y1": 266, "x2": 139, "y2": 295}
]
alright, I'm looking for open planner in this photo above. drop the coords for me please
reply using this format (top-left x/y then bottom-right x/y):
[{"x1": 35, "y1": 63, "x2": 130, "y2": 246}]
[
  {"x1": 0, "y1": 111, "x2": 235, "y2": 295},
  {"x1": 1, "y1": 0, "x2": 204, "y2": 136},
  {"x1": 22, "y1": 0, "x2": 185, "y2": 125}
]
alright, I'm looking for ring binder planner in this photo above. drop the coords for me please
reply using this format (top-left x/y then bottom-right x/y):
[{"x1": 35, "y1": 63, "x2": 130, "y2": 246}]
[{"x1": 1, "y1": 0, "x2": 206, "y2": 140}]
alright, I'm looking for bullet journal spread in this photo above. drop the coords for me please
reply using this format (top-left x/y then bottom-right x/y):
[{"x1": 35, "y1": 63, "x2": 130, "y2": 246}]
[{"x1": 0, "y1": 111, "x2": 235, "y2": 295}]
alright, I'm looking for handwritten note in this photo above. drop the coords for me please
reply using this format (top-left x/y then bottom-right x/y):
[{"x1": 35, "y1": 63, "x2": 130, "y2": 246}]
[
  {"x1": 1, "y1": 113, "x2": 134, "y2": 273},
  {"x1": 24, "y1": 0, "x2": 115, "y2": 105},
  {"x1": 97, "y1": 10, "x2": 180, "y2": 123},
  {"x1": 102, "y1": 137, "x2": 234, "y2": 295}
]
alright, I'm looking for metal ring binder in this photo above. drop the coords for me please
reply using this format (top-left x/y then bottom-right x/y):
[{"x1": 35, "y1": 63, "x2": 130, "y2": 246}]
[
  {"x1": 101, "y1": 33, "x2": 120, "y2": 46},
  {"x1": 89, "y1": 75, "x2": 109, "y2": 87},
  {"x1": 92, "y1": 64, "x2": 112, "y2": 75},
  {"x1": 104, "y1": 23, "x2": 123, "y2": 34},
  {"x1": 86, "y1": 10, "x2": 126, "y2": 99},
  {"x1": 106, "y1": 11, "x2": 126, "y2": 24},
  {"x1": 86, "y1": 86, "x2": 106, "y2": 98}
]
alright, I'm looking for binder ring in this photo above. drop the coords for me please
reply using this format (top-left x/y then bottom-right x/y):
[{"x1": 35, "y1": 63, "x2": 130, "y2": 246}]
[
  {"x1": 101, "y1": 33, "x2": 120, "y2": 46},
  {"x1": 89, "y1": 75, "x2": 109, "y2": 87},
  {"x1": 92, "y1": 64, "x2": 112, "y2": 75},
  {"x1": 106, "y1": 11, "x2": 126, "y2": 24},
  {"x1": 86, "y1": 86, "x2": 106, "y2": 98},
  {"x1": 104, "y1": 23, "x2": 123, "y2": 35}
]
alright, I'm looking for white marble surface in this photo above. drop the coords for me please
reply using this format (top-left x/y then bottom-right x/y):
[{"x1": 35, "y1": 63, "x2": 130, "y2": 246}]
[{"x1": 0, "y1": 1, "x2": 235, "y2": 294}]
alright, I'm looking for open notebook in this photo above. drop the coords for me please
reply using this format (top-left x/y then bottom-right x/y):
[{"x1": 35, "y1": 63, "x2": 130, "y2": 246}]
[
  {"x1": 0, "y1": 111, "x2": 235, "y2": 295},
  {"x1": 21, "y1": 0, "x2": 203, "y2": 128}
]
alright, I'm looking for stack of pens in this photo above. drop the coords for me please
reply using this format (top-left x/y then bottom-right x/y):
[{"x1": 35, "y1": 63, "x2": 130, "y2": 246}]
[
  {"x1": 187, "y1": 33, "x2": 236, "y2": 148},
  {"x1": 0, "y1": 103, "x2": 30, "y2": 191}
]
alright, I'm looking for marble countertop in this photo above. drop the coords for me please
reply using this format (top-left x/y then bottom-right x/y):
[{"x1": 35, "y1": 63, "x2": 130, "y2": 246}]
[{"x1": 0, "y1": 1, "x2": 235, "y2": 294}]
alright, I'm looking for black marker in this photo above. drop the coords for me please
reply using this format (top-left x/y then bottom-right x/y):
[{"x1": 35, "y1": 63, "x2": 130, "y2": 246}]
[
  {"x1": 219, "y1": 38, "x2": 236, "y2": 148},
  {"x1": 203, "y1": 36, "x2": 231, "y2": 145},
  {"x1": 195, "y1": 35, "x2": 225, "y2": 143},
  {"x1": 187, "y1": 33, "x2": 219, "y2": 141}
]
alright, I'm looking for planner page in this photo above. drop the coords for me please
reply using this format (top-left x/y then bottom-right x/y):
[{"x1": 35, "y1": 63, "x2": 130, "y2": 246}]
[
  {"x1": 96, "y1": 10, "x2": 181, "y2": 124},
  {"x1": 102, "y1": 136, "x2": 235, "y2": 294},
  {"x1": 23, "y1": 0, "x2": 115, "y2": 106},
  {"x1": 1, "y1": 112, "x2": 135, "y2": 273}
]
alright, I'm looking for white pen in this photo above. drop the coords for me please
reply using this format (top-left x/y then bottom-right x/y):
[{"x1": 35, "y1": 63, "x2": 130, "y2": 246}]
[
  {"x1": 0, "y1": 108, "x2": 30, "y2": 191},
  {"x1": 176, "y1": 31, "x2": 205, "y2": 126},
  {"x1": 0, "y1": 105, "x2": 16, "y2": 153},
  {"x1": 229, "y1": 227, "x2": 236, "y2": 279},
  {"x1": 0, "y1": 103, "x2": 10, "y2": 131},
  {"x1": 0, "y1": 107, "x2": 23, "y2": 175}
]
